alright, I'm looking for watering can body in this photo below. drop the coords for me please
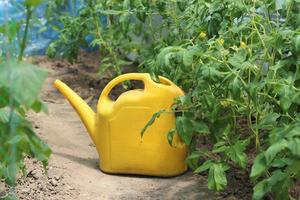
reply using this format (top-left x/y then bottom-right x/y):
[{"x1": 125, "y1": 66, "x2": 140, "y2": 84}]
[{"x1": 54, "y1": 73, "x2": 187, "y2": 177}]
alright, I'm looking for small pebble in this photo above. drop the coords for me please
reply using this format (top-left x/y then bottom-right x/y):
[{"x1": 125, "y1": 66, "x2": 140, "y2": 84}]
[
  {"x1": 21, "y1": 188, "x2": 30, "y2": 194},
  {"x1": 54, "y1": 175, "x2": 60, "y2": 181},
  {"x1": 50, "y1": 179, "x2": 58, "y2": 187}
]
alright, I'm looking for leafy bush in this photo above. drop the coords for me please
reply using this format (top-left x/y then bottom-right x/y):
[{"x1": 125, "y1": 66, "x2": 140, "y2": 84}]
[
  {"x1": 0, "y1": 60, "x2": 51, "y2": 185},
  {"x1": 47, "y1": 0, "x2": 300, "y2": 199},
  {"x1": 0, "y1": 0, "x2": 51, "y2": 198}
]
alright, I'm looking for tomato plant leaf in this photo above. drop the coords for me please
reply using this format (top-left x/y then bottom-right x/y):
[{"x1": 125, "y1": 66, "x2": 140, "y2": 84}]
[
  {"x1": 265, "y1": 139, "x2": 288, "y2": 165},
  {"x1": 253, "y1": 179, "x2": 269, "y2": 200},
  {"x1": 225, "y1": 139, "x2": 249, "y2": 168},
  {"x1": 0, "y1": 60, "x2": 47, "y2": 108},
  {"x1": 229, "y1": 77, "x2": 241, "y2": 100},
  {"x1": 208, "y1": 163, "x2": 227, "y2": 191},
  {"x1": 227, "y1": 49, "x2": 247, "y2": 68},
  {"x1": 250, "y1": 153, "x2": 268, "y2": 180},
  {"x1": 192, "y1": 121, "x2": 209, "y2": 134},
  {"x1": 258, "y1": 113, "x2": 280, "y2": 130},
  {"x1": 194, "y1": 160, "x2": 213, "y2": 173},
  {"x1": 0, "y1": 87, "x2": 9, "y2": 108},
  {"x1": 24, "y1": 0, "x2": 44, "y2": 7},
  {"x1": 176, "y1": 116, "x2": 194, "y2": 145},
  {"x1": 167, "y1": 129, "x2": 176, "y2": 146},
  {"x1": 287, "y1": 138, "x2": 300, "y2": 156},
  {"x1": 141, "y1": 109, "x2": 166, "y2": 137},
  {"x1": 182, "y1": 49, "x2": 194, "y2": 67}
]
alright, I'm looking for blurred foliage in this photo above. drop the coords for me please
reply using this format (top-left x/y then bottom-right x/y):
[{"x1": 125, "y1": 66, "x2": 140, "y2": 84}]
[
  {"x1": 0, "y1": 60, "x2": 50, "y2": 185},
  {"x1": 0, "y1": 0, "x2": 51, "y2": 199},
  {"x1": 0, "y1": 0, "x2": 45, "y2": 60}
]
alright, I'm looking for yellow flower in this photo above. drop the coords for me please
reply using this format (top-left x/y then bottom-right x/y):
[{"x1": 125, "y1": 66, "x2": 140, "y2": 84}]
[
  {"x1": 240, "y1": 41, "x2": 247, "y2": 48},
  {"x1": 199, "y1": 32, "x2": 206, "y2": 39},
  {"x1": 217, "y1": 38, "x2": 224, "y2": 46},
  {"x1": 230, "y1": 45, "x2": 239, "y2": 52},
  {"x1": 220, "y1": 100, "x2": 231, "y2": 107}
]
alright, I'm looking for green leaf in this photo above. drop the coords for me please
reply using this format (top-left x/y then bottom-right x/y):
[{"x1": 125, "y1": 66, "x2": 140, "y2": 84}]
[
  {"x1": 285, "y1": 124, "x2": 300, "y2": 138},
  {"x1": 295, "y1": 35, "x2": 300, "y2": 53},
  {"x1": 31, "y1": 100, "x2": 48, "y2": 113},
  {"x1": 229, "y1": 77, "x2": 241, "y2": 99},
  {"x1": 212, "y1": 144, "x2": 229, "y2": 153},
  {"x1": 167, "y1": 129, "x2": 176, "y2": 146},
  {"x1": 192, "y1": 121, "x2": 209, "y2": 134},
  {"x1": 201, "y1": 65, "x2": 222, "y2": 81},
  {"x1": 0, "y1": 21, "x2": 20, "y2": 43},
  {"x1": 6, "y1": 135, "x2": 25, "y2": 145},
  {"x1": 182, "y1": 49, "x2": 193, "y2": 67},
  {"x1": 280, "y1": 95, "x2": 292, "y2": 113},
  {"x1": 287, "y1": 138, "x2": 300, "y2": 156},
  {"x1": 24, "y1": 0, "x2": 44, "y2": 7},
  {"x1": 0, "y1": 108, "x2": 9, "y2": 122},
  {"x1": 97, "y1": 9, "x2": 124, "y2": 15},
  {"x1": 258, "y1": 113, "x2": 280, "y2": 129},
  {"x1": 194, "y1": 160, "x2": 213, "y2": 173},
  {"x1": 265, "y1": 139, "x2": 288, "y2": 165},
  {"x1": 285, "y1": 160, "x2": 300, "y2": 175},
  {"x1": 271, "y1": 158, "x2": 293, "y2": 168},
  {"x1": 24, "y1": 128, "x2": 51, "y2": 162},
  {"x1": 225, "y1": 139, "x2": 249, "y2": 168},
  {"x1": 176, "y1": 116, "x2": 194, "y2": 145},
  {"x1": 253, "y1": 179, "x2": 269, "y2": 200},
  {"x1": 278, "y1": 84, "x2": 295, "y2": 113},
  {"x1": 269, "y1": 123, "x2": 300, "y2": 145},
  {"x1": 228, "y1": 49, "x2": 247, "y2": 68},
  {"x1": 0, "y1": 60, "x2": 47, "y2": 108},
  {"x1": 186, "y1": 149, "x2": 209, "y2": 162},
  {"x1": 208, "y1": 163, "x2": 227, "y2": 191},
  {"x1": 250, "y1": 153, "x2": 268, "y2": 180},
  {"x1": 141, "y1": 109, "x2": 166, "y2": 137},
  {"x1": 0, "y1": 87, "x2": 9, "y2": 108},
  {"x1": 253, "y1": 170, "x2": 290, "y2": 200}
]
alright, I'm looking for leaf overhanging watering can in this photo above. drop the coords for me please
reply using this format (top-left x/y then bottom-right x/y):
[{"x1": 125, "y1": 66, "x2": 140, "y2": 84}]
[{"x1": 54, "y1": 73, "x2": 187, "y2": 177}]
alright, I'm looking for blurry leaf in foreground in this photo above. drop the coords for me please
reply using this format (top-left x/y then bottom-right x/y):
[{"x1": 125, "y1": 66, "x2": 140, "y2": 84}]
[{"x1": 0, "y1": 59, "x2": 47, "y2": 108}]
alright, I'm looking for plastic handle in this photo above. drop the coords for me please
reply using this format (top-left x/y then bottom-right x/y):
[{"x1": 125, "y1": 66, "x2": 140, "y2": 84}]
[{"x1": 99, "y1": 73, "x2": 152, "y2": 102}]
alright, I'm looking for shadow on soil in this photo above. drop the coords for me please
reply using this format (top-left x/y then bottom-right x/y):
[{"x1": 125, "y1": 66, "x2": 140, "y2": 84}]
[
  {"x1": 54, "y1": 152, "x2": 216, "y2": 200},
  {"x1": 117, "y1": 172, "x2": 215, "y2": 200},
  {"x1": 54, "y1": 151, "x2": 99, "y2": 170}
]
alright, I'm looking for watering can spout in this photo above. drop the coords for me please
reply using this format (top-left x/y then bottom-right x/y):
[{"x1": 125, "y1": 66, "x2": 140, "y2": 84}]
[{"x1": 54, "y1": 80, "x2": 96, "y2": 144}]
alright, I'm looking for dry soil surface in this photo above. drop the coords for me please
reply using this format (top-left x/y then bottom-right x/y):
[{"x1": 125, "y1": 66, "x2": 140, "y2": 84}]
[{"x1": 4, "y1": 54, "x2": 218, "y2": 200}]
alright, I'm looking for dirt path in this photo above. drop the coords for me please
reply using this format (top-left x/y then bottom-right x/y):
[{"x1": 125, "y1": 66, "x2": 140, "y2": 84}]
[{"x1": 24, "y1": 55, "x2": 217, "y2": 200}]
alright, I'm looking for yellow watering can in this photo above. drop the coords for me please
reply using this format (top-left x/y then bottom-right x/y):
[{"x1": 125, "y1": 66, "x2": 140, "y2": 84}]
[{"x1": 54, "y1": 73, "x2": 187, "y2": 177}]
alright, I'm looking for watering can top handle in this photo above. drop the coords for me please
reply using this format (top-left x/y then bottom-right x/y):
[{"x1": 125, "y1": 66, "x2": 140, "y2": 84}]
[{"x1": 99, "y1": 73, "x2": 154, "y2": 102}]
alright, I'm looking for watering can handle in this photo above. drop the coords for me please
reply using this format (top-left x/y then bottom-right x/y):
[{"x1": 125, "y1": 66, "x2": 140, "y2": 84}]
[{"x1": 99, "y1": 73, "x2": 153, "y2": 102}]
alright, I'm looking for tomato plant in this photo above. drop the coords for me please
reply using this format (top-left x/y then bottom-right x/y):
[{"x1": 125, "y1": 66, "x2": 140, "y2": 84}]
[
  {"x1": 0, "y1": 0, "x2": 51, "y2": 199},
  {"x1": 140, "y1": 1, "x2": 300, "y2": 199}
]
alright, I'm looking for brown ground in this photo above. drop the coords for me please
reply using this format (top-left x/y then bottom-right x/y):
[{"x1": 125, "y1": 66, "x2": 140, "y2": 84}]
[{"x1": 1, "y1": 51, "x2": 221, "y2": 200}]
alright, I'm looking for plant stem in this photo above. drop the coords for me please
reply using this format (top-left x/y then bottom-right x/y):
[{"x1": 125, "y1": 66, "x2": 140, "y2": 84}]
[{"x1": 18, "y1": 5, "x2": 32, "y2": 61}]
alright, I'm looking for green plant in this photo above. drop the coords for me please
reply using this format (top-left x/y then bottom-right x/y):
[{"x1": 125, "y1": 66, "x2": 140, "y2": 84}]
[
  {"x1": 140, "y1": 0, "x2": 300, "y2": 199},
  {"x1": 46, "y1": 0, "x2": 145, "y2": 77},
  {"x1": 0, "y1": 0, "x2": 44, "y2": 61},
  {"x1": 0, "y1": 59, "x2": 51, "y2": 185},
  {"x1": 0, "y1": 0, "x2": 51, "y2": 199}
]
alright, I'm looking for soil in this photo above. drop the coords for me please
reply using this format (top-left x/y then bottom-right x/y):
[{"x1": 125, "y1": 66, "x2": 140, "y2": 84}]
[{"x1": 1, "y1": 51, "x2": 219, "y2": 200}]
